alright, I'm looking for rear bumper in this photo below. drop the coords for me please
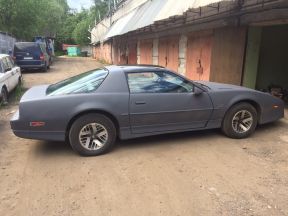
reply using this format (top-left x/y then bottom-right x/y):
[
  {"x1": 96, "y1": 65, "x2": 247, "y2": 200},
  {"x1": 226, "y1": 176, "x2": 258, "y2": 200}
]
[
  {"x1": 10, "y1": 111, "x2": 65, "y2": 141},
  {"x1": 11, "y1": 130, "x2": 65, "y2": 141},
  {"x1": 19, "y1": 64, "x2": 45, "y2": 69},
  {"x1": 16, "y1": 60, "x2": 45, "y2": 69}
]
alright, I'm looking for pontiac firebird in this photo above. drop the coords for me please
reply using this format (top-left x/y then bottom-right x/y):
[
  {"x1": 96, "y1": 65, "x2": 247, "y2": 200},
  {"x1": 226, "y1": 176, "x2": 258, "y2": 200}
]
[{"x1": 10, "y1": 65, "x2": 284, "y2": 156}]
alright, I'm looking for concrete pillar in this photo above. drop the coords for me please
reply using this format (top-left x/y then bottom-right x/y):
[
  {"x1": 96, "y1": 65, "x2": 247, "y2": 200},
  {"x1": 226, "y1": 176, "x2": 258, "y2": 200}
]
[
  {"x1": 242, "y1": 27, "x2": 262, "y2": 89},
  {"x1": 137, "y1": 40, "x2": 140, "y2": 64},
  {"x1": 178, "y1": 35, "x2": 187, "y2": 76},
  {"x1": 152, "y1": 38, "x2": 159, "y2": 65}
]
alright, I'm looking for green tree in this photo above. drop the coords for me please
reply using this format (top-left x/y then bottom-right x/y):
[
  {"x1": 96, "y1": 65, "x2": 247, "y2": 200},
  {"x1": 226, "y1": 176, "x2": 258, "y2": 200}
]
[
  {"x1": 0, "y1": 0, "x2": 110, "y2": 48},
  {"x1": 0, "y1": 0, "x2": 67, "y2": 40}
]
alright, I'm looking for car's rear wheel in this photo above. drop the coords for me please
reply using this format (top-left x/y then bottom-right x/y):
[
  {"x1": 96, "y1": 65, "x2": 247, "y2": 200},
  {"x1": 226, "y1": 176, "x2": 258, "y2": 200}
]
[
  {"x1": 69, "y1": 114, "x2": 116, "y2": 156},
  {"x1": 1, "y1": 87, "x2": 8, "y2": 105},
  {"x1": 42, "y1": 64, "x2": 48, "y2": 72},
  {"x1": 222, "y1": 103, "x2": 257, "y2": 139}
]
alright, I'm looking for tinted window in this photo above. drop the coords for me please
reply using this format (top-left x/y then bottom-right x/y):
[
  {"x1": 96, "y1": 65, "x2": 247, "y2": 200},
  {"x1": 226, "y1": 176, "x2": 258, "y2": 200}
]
[
  {"x1": 14, "y1": 43, "x2": 41, "y2": 53},
  {"x1": 46, "y1": 68, "x2": 108, "y2": 96},
  {"x1": 127, "y1": 71, "x2": 194, "y2": 93}
]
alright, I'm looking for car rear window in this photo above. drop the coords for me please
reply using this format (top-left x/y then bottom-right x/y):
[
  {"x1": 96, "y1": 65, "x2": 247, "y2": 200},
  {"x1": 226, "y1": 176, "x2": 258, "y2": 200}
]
[
  {"x1": 14, "y1": 43, "x2": 40, "y2": 53},
  {"x1": 46, "y1": 68, "x2": 108, "y2": 96}
]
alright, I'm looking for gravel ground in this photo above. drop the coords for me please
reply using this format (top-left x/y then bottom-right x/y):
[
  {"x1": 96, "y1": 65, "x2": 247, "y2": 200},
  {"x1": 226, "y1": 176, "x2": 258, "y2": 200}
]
[{"x1": 0, "y1": 57, "x2": 288, "y2": 216}]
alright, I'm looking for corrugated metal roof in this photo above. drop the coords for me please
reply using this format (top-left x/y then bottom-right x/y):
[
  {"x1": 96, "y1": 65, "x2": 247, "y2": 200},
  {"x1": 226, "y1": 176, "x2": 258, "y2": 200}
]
[
  {"x1": 123, "y1": 0, "x2": 166, "y2": 33},
  {"x1": 92, "y1": 0, "x2": 231, "y2": 43},
  {"x1": 105, "y1": 8, "x2": 137, "y2": 39},
  {"x1": 105, "y1": 0, "x2": 167, "y2": 39},
  {"x1": 91, "y1": 18, "x2": 110, "y2": 43},
  {"x1": 154, "y1": 0, "x2": 223, "y2": 21},
  {"x1": 111, "y1": 0, "x2": 148, "y2": 22}
]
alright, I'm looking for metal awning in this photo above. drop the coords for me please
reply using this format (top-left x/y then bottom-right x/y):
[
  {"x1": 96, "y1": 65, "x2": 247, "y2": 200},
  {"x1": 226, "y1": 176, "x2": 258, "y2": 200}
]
[
  {"x1": 105, "y1": 0, "x2": 166, "y2": 39},
  {"x1": 154, "y1": 0, "x2": 222, "y2": 21},
  {"x1": 105, "y1": 9, "x2": 137, "y2": 39},
  {"x1": 104, "y1": 0, "x2": 225, "y2": 40}
]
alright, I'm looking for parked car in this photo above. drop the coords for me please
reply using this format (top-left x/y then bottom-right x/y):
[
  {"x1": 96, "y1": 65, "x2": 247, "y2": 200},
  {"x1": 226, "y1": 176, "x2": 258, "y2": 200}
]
[
  {"x1": 13, "y1": 42, "x2": 50, "y2": 72},
  {"x1": 0, "y1": 54, "x2": 21, "y2": 104},
  {"x1": 10, "y1": 65, "x2": 284, "y2": 156}
]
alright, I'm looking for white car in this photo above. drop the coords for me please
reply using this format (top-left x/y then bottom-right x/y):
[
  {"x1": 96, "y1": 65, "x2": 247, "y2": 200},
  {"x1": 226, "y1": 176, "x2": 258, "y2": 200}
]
[{"x1": 0, "y1": 54, "x2": 22, "y2": 104}]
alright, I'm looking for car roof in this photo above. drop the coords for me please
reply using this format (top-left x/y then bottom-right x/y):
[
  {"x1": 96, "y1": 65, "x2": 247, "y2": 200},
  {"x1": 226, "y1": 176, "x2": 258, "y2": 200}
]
[
  {"x1": 15, "y1": 42, "x2": 38, "y2": 44},
  {"x1": 0, "y1": 54, "x2": 9, "y2": 59},
  {"x1": 105, "y1": 65, "x2": 166, "y2": 72}
]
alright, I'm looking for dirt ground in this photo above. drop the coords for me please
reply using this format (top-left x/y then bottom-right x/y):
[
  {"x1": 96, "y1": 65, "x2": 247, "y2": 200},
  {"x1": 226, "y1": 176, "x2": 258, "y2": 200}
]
[{"x1": 0, "y1": 57, "x2": 288, "y2": 216}]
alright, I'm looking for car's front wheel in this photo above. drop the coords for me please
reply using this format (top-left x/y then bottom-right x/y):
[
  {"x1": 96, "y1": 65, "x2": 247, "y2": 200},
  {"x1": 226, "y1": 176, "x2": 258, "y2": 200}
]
[
  {"x1": 69, "y1": 113, "x2": 116, "y2": 156},
  {"x1": 222, "y1": 102, "x2": 257, "y2": 139},
  {"x1": 1, "y1": 87, "x2": 8, "y2": 105}
]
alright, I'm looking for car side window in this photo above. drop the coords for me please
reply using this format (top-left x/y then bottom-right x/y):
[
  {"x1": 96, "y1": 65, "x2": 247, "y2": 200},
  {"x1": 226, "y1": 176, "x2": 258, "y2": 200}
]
[
  {"x1": 0, "y1": 60, "x2": 3, "y2": 73},
  {"x1": 7, "y1": 57, "x2": 15, "y2": 68},
  {"x1": 2, "y1": 57, "x2": 11, "y2": 72},
  {"x1": 127, "y1": 71, "x2": 194, "y2": 93}
]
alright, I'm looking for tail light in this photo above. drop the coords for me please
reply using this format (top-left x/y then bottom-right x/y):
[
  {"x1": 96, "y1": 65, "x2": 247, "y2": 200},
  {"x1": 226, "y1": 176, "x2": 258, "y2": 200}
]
[
  {"x1": 40, "y1": 53, "x2": 44, "y2": 60},
  {"x1": 30, "y1": 121, "x2": 45, "y2": 127}
]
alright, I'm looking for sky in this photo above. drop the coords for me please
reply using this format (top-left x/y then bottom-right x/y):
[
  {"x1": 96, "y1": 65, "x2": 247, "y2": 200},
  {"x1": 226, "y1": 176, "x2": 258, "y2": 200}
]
[{"x1": 67, "y1": 0, "x2": 94, "y2": 11}]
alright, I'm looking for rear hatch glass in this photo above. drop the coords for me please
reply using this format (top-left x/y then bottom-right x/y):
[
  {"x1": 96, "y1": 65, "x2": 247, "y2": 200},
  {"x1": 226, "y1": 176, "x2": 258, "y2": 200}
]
[{"x1": 14, "y1": 43, "x2": 42, "y2": 61}]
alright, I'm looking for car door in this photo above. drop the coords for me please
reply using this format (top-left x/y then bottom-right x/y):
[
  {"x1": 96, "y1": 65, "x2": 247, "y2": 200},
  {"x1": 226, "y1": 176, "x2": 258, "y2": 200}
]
[
  {"x1": 1, "y1": 57, "x2": 14, "y2": 92},
  {"x1": 6, "y1": 56, "x2": 19, "y2": 88},
  {"x1": 0, "y1": 59, "x2": 8, "y2": 89},
  {"x1": 127, "y1": 70, "x2": 213, "y2": 134}
]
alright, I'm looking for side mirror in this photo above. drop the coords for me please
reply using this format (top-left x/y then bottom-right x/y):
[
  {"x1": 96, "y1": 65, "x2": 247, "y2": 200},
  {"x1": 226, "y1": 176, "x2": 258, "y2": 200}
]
[{"x1": 193, "y1": 87, "x2": 203, "y2": 96}]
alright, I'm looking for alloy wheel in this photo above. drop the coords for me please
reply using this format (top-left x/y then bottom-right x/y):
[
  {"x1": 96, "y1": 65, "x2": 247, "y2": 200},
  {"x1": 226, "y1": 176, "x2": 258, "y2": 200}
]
[
  {"x1": 232, "y1": 110, "x2": 253, "y2": 133},
  {"x1": 78, "y1": 123, "x2": 108, "y2": 150}
]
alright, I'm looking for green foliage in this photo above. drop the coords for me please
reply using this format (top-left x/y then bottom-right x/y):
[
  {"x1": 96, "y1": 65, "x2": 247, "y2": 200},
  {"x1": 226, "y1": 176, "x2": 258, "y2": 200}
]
[
  {"x1": 0, "y1": 0, "x2": 109, "y2": 48},
  {"x1": 0, "y1": 0, "x2": 68, "y2": 40}
]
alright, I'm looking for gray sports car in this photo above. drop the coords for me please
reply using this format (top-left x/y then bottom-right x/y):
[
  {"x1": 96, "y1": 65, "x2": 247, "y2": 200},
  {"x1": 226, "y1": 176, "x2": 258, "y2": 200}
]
[{"x1": 10, "y1": 65, "x2": 284, "y2": 156}]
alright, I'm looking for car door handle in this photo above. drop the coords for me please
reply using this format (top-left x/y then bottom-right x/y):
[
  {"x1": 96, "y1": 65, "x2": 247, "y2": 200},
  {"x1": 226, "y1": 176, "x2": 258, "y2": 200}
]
[{"x1": 135, "y1": 101, "x2": 146, "y2": 105}]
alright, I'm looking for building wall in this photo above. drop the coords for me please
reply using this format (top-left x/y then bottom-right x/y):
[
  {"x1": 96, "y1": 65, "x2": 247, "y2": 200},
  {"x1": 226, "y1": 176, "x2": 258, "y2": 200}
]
[
  {"x1": 178, "y1": 35, "x2": 187, "y2": 76},
  {"x1": 210, "y1": 27, "x2": 247, "y2": 85},
  {"x1": 256, "y1": 24, "x2": 288, "y2": 89},
  {"x1": 92, "y1": 42, "x2": 112, "y2": 64},
  {"x1": 139, "y1": 39, "x2": 153, "y2": 64},
  {"x1": 186, "y1": 30, "x2": 213, "y2": 81},
  {"x1": 158, "y1": 36, "x2": 179, "y2": 72},
  {"x1": 152, "y1": 39, "x2": 159, "y2": 65},
  {"x1": 242, "y1": 27, "x2": 262, "y2": 89},
  {"x1": 0, "y1": 33, "x2": 16, "y2": 54},
  {"x1": 128, "y1": 42, "x2": 137, "y2": 64},
  {"x1": 93, "y1": 27, "x2": 249, "y2": 86}
]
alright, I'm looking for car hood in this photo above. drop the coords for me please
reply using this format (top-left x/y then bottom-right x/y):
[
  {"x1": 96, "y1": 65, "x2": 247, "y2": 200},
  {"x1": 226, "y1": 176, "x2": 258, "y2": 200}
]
[
  {"x1": 20, "y1": 85, "x2": 49, "y2": 102},
  {"x1": 195, "y1": 81, "x2": 256, "y2": 92}
]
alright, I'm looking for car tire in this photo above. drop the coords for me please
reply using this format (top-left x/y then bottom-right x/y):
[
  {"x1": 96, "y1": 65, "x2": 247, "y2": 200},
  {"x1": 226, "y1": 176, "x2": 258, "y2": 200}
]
[
  {"x1": 69, "y1": 113, "x2": 116, "y2": 156},
  {"x1": 42, "y1": 64, "x2": 48, "y2": 72},
  {"x1": 1, "y1": 87, "x2": 8, "y2": 105},
  {"x1": 18, "y1": 77, "x2": 22, "y2": 86},
  {"x1": 222, "y1": 102, "x2": 257, "y2": 139}
]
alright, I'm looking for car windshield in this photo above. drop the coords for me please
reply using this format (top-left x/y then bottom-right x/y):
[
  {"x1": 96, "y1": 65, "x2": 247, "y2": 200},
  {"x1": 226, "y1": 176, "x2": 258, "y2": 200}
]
[
  {"x1": 46, "y1": 68, "x2": 108, "y2": 96},
  {"x1": 14, "y1": 43, "x2": 40, "y2": 53}
]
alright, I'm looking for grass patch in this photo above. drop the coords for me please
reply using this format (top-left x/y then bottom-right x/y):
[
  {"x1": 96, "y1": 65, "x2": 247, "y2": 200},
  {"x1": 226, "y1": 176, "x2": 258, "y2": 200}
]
[
  {"x1": 55, "y1": 50, "x2": 66, "y2": 56},
  {"x1": 0, "y1": 82, "x2": 27, "y2": 108}
]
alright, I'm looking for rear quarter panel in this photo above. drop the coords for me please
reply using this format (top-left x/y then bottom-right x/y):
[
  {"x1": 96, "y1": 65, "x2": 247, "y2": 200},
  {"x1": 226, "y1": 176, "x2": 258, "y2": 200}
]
[{"x1": 18, "y1": 67, "x2": 130, "y2": 133}]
